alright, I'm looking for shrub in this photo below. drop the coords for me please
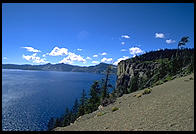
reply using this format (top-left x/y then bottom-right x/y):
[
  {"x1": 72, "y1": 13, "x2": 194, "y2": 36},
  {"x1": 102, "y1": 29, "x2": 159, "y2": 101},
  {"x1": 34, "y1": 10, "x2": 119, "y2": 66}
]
[
  {"x1": 143, "y1": 88, "x2": 152, "y2": 95},
  {"x1": 189, "y1": 77, "x2": 194, "y2": 80},
  {"x1": 136, "y1": 93, "x2": 143, "y2": 98},
  {"x1": 97, "y1": 112, "x2": 106, "y2": 117},
  {"x1": 112, "y1": 107, "x2": 119, "y2": 112},
  {"x1": 165, "y1": 75, "x2": 173, "y2": 82}
]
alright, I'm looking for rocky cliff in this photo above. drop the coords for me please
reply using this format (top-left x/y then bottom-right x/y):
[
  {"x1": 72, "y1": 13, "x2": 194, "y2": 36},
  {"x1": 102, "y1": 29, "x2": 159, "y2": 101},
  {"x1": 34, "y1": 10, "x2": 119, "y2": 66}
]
[{"x1": 115, "y1": 48, "x2": 194, "y2": 97}]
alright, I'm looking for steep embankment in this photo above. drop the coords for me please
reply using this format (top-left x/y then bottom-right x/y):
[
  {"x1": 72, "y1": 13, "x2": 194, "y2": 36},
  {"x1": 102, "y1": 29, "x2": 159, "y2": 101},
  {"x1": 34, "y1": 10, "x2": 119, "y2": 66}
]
[{"x1": 54, "y1": 73, "x2": 194, "y2": 131}]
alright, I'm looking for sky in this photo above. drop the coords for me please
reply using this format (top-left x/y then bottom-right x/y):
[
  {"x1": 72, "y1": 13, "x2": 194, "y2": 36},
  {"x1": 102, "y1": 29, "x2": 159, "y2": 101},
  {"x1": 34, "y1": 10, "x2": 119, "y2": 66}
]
[{"x1": 2, "y1": 3, "x2": 194, "y2": 66}]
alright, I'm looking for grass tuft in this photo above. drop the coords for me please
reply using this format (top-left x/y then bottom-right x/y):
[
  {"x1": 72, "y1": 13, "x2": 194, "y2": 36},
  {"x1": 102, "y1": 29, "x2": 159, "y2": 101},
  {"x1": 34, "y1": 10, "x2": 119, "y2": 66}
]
[
  {"x1": 112, "y1": 107, "x2": 119, "y2": 112},
  {"x1": 136, "y1": 93, "x2": 143, "y2": 98},
  {"x1": 143, "y1": 88, "x2": 152, "y2": 95},
  {"x1": 97, "y1": 112, "x2": 106, "y2": 117}
]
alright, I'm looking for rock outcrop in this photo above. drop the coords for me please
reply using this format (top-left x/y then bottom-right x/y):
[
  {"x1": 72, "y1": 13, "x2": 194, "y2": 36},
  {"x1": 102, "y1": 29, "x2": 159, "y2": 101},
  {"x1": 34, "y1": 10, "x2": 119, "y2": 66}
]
[{"x1": 115, "y1": 48, "x2": 194, "y2": 97}]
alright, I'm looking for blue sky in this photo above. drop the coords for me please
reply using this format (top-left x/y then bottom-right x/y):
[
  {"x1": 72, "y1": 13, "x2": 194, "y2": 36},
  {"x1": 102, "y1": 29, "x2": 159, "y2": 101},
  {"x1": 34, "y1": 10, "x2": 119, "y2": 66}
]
[{"x1": 2, "y1": 3, "x2": 194, "y2": 66}]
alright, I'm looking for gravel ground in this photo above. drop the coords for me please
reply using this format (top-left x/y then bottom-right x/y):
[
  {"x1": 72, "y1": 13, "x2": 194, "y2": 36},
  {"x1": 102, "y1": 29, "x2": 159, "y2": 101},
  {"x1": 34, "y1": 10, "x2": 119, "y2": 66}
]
[{"x1": 54, "y1": 73, "x2": 194, "y2": 131}]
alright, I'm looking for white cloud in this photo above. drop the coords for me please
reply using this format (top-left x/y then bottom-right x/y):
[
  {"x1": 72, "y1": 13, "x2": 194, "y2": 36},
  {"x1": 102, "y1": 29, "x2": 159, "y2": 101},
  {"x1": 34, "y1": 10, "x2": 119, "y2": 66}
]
[
  {"x1": 22, "y1": 53, "x2": 47, "y2": 63},
  {"x1": 49, "y1": 47, "x2": 68, "y2": 56},
  {"x1": 101, "y1": 52, "x2": 107, "y2": 56},
  {"x1": 22, "y1": 47, "x2": 41, "y2": 53},
  {"x1": 155, "y1": 33, "x2": 165, "y2": 38},
  {"x1": 121, "y1": 42, "x2": 125, "y2": 45},
  {"x1": 42, "y1": 54, "x2": 46, "y2": 57},
  {"x1": 3, "y1": 57, "x2": 7, "y2": 60},
  {"x1": 92, "y1": 61, "x2": 100, "y2": 64},
  {"x1": 121, "y1": 35, "x2": 130, "y2": 39},
  {"x1": 59, "y1": 52, "x2": 86, "y2": 64},
  {"x1": 101, "y1": 57, "x2": 113, "y2": 63},
  {"x1": 77, "y1": 48, "x2": 82, "y2": 51},
  {"x1": 93, "y1": 55, "x2": 98, "y2": 58},
  {"x1": 86, "y1": 57, "x2": 92, "y2": 60},
  {"x1": 113, "y1": 56, "x2": 129, "y2": 65},
  {"x1": 129, "y1": 47, "x2": 143, "y2": 57},
  {"x1": 166, "y1": 39, "x2": 176, "y2": 44},
  {"x1": 121, "y1": 49, "x2": 127, "y2": 52}
]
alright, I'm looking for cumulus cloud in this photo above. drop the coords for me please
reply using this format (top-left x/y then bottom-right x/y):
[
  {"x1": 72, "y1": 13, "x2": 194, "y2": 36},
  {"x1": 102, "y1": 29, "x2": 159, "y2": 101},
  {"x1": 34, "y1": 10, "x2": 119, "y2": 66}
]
[
  {"x1": 121, "y1": 35, "x2": 130, "y2": 39},
  {"x1": 166, "y1": 39, "x2": 176, "y2": 44},
  {"x1": 59, "y1": 52, "x2": 86, "y2": 64},
  {"x1": 113, "y1": 56, "x2": 129, "y2": 66},
  {"x1": 77, "y1": 48, "x2": 82, "y2": 51},
  {"x1": 93, "y1": 55, "x2": 98, "y2": 58},
  {"x1": 101, "y1": 52, "x2": 107, "y2": 56},
  {"x1": 22, "y1": 47, "x2": 41, "y2": 53},
  {"x1": 101, "y1": 57, "x2": 113, "y2": 63},
  {"x1": 155, "y1": 33, "x2": 165, "y2": 38},
  {"x1": 22, "y1": 53, "x2": 47, "y2": 63},
  {"x1": 121, "y1": 42, "x2": 125, "y2": 45},
  {"x1": 92, "y1": 61, "x2": 100, "y2": 64},
  {"x1": 121, "y1": 49, "x2": 127, "y2": 52},
  {"x1": 86, "y1": 57, "x2": 92, "y2": 60},
  {"x1": 49, "y1": 47, "x2": 68, "y2": 56},
  {"x1": 129, "y1": 47, "x2": 143, "y2": 57}
]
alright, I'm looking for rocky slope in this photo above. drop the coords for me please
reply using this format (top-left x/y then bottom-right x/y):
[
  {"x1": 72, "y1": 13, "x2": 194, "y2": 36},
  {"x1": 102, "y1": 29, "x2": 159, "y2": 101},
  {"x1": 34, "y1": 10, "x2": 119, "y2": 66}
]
[{"x1": 54, "y1": 73, "x2": 194, "y2": 131}]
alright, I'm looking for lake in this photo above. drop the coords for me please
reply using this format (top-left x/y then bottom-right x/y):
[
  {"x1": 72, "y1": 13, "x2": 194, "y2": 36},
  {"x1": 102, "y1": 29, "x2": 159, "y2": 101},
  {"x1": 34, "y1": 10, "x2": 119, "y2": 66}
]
[{"x1": 2, "y1": 69, "x2": 116, "y2": 131}]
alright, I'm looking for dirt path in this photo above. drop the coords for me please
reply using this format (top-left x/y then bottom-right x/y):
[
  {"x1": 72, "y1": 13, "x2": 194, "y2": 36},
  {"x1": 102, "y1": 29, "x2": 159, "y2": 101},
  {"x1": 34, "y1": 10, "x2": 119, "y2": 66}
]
[{"x1": 54, "y1": 73, "x2": 194, "y2": 131}]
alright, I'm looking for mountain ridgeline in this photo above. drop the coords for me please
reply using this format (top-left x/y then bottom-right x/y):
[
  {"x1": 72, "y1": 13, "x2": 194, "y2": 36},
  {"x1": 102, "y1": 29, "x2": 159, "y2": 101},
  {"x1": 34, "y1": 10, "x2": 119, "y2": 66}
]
[
  {"x1": 2, "y1": 63, "x2": 117, "y2": 74},
  {"x1": 114, "y1": 48, "x2": 194, "y2": 97}
]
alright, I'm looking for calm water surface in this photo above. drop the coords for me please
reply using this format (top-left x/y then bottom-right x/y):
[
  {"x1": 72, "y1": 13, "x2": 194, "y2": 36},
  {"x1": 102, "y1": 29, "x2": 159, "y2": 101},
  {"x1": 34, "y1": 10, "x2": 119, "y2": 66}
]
[{"x1": 2, "y1": 69, "x2": 116, "y2": 131}]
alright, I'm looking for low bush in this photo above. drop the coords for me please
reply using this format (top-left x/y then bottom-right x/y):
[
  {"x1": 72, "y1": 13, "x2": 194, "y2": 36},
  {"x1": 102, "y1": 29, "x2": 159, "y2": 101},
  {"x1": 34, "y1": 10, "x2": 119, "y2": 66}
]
[
  {"x1": 143, "y1": 88, "x2": 152, "y2": 95},
  {"x1": 112, "y1": 107, "x2": 119, "y2": 112},
  {"x1": 97, "y1": 112, "x2": 106, "y2": 117},
  {"x1": 136, "y1": 93, "x2": 143, "y2": 98}
]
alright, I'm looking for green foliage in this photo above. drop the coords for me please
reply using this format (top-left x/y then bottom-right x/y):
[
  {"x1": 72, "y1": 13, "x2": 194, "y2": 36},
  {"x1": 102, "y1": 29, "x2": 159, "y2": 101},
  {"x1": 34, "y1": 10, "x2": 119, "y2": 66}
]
[
  {"x1": 178, "y1": 36, "x2": 189, "y2": 48},
  {"x1": 47, "y1": 117, "x2": 55, "y2": 131},
  {"x1": 136, "y1": 93, "x2": 143, "y2": 98},
  {"x1": 101, "y1": 66, "x2": 112, "y2": 100},
  {"x1": 78, "y1": 89, "x2": 88, "y2": 116},
  {"x1": 97, "y1": 112, "x2": 106, "y2": 117},
  {"x1": 112, "y1": 107, "x2": 119, "y2": 112},
  {"x1": 128, "y1": 74, "x2": 139, "y2": 93},
  {"x1": 87, "y1": 81, "x2": 101, "y2": 112},
  {"x1": 163, "y1": 75, "x2": 173, "y2": 82},
  {"x1": 143, "y1": 88, "x2": 152, "y2": 95}
]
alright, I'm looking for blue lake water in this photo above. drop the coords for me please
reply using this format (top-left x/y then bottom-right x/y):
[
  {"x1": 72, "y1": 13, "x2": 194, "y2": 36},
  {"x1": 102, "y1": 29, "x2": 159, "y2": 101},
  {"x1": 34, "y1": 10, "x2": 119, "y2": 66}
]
[{"x1": 2, "y1": 69, "x2": 116, "y2": 131}]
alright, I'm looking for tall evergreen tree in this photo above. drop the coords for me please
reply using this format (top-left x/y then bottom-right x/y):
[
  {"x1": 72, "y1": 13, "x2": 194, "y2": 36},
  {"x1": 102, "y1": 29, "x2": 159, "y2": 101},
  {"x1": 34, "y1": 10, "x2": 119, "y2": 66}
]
[
  {"x1": 101, "y1": 65, "x2": 112, "y2": 99},
  {"x1": 178, "y1": 36, "x2": 189, "y2": 49},
  {"x1": 63, "y1": 107, "x2": 71, "y2": 126},
  {"x1": 78, "y1": 89, "x2": 88, "y2": 116},
  {"x1": 88, "y1": 81, "x2": 100, "y2": 112},
  {"x1": 47, "y1": 117, "x2": 55, "y2": 131}
]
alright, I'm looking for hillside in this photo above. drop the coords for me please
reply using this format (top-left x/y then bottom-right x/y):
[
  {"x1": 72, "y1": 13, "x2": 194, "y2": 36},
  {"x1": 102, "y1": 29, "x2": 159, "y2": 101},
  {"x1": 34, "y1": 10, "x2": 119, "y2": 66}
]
[
  {"x1": 115, "y1": 48, "x2": 194, "y2": 97},
  {"x1": 2, "y1": 63, "x2": 117, "y2": 74},
  {"x1": 54, "y1": 73, "x2": 194, "y2": 131}
]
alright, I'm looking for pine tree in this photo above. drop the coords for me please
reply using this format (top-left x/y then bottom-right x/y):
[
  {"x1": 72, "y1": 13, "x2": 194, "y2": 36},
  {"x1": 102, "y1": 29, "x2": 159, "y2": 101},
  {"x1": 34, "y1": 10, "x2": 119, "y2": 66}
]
[
  {"x1": 78, "y1": 89, "x2": 88, "y2": 116},
  {"x1": 63, "y1": 107, "x2": 70, "y2": 126},
  {"x1": 101, "y1": 65, "x2": 112, "y2": 99},
  {"x1": 54, "y1": 117, "x2": 61, "y2": 128},
  {"x1": 47, "y1": 117, "x2": 55, "y2": 131},
  {"x1": 72, "y1": 99, "x2": 79, "y2": 121},
  {"x1": 88, "y1": 81, "x2": 100, "y2": 112},
  {"x1": 128, "y1": 74, "x2": 139, "y2": 93}
]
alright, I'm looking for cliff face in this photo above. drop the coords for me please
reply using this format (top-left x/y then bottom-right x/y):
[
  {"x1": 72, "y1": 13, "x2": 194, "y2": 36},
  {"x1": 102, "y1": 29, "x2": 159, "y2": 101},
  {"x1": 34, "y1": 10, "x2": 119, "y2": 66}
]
[
  {"x1": 115, "y1": 59, "x2": 160, "y2": 96},
  {"x1": 115, "y1": 48, "x2": 194, "y2": 97}
]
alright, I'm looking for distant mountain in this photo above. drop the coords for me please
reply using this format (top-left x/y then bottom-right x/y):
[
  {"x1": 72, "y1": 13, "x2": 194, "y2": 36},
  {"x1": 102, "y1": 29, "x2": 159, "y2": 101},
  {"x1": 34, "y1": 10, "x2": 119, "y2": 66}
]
[{"x1": 2, "y1": 63, "x2": 117, "y2": 74}]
